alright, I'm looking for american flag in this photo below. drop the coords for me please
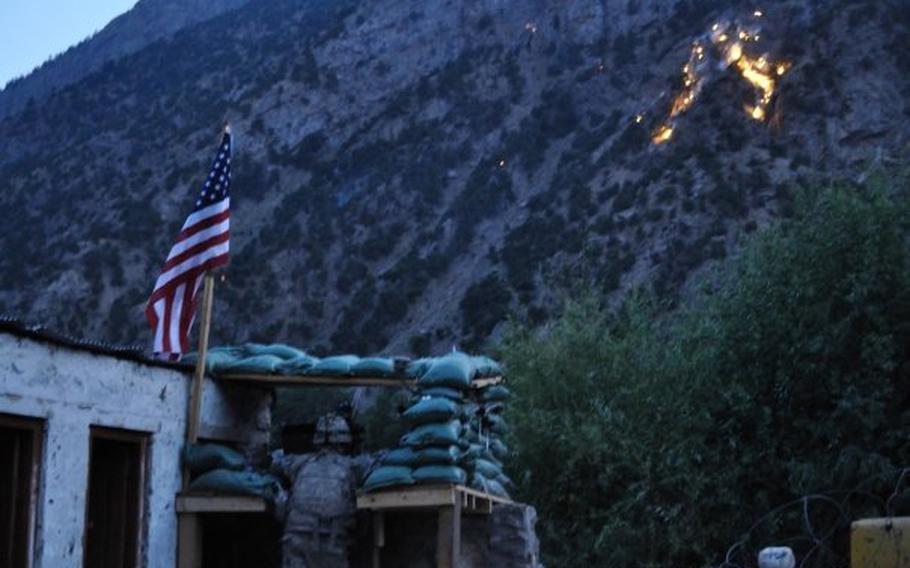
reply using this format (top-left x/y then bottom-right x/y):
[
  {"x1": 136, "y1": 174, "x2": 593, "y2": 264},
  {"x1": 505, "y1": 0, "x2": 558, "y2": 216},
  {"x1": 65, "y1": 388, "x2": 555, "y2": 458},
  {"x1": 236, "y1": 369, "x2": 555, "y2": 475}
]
[{"x1": 146, "y1": 128, "x2": 232, "y2": 358}]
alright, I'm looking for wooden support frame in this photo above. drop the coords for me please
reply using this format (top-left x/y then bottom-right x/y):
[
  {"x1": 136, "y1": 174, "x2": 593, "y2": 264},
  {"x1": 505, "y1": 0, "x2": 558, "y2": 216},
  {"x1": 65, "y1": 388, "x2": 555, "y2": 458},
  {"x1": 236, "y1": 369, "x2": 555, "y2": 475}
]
[{"x1": 358, "y1": 485, "x2": 512, "y2": 568}]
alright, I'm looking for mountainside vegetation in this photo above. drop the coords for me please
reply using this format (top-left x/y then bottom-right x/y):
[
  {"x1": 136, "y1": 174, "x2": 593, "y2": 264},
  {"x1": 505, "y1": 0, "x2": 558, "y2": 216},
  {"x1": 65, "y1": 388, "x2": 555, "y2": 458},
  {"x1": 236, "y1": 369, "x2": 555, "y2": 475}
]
[
  {"x1": 502, "y1": 177, "x2": 910, "y2": 566},
  {"x1": 0, "y1": 0, "x2": 908, "y2": 358}
]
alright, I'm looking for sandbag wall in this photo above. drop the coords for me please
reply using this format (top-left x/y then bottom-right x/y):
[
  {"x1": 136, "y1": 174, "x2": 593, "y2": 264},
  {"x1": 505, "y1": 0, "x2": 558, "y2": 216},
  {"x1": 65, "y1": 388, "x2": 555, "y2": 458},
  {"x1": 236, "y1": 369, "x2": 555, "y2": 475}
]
[{"x1": 362, "y1": 353, "x2": 513, "y2": 497}]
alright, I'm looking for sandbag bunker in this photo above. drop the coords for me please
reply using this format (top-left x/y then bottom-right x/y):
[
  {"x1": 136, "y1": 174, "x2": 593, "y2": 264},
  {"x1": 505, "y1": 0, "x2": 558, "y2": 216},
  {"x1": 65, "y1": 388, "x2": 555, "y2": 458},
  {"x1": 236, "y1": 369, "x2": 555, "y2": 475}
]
[
  {"x1": 363, "y1": 353, "x2": 513, "y2": 498},
  {"x1": 177, "y1": 344, "x2": 534, "y2": 568}
]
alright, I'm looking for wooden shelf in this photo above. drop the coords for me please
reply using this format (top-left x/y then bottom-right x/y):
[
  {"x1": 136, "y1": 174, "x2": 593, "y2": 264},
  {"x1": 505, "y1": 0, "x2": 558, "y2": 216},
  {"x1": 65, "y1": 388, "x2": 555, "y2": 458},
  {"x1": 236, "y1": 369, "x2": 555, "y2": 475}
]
[
  {"x1": 214, "y1": 373, "x2": 503, "y2": 389},
  {"x1": 357, "y1": 484, "x2": 512, "y2": 515},
  {"x1": 175, "y1": 493, "x2": 267, "y2": 514}
]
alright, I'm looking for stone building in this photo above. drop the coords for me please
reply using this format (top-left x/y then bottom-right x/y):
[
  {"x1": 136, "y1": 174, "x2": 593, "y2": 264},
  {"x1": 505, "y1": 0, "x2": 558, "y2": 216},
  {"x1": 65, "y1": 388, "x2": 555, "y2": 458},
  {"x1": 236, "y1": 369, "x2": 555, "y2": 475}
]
[{"x1": 0, "y1": 319, "x2": 271, "y2": 568}]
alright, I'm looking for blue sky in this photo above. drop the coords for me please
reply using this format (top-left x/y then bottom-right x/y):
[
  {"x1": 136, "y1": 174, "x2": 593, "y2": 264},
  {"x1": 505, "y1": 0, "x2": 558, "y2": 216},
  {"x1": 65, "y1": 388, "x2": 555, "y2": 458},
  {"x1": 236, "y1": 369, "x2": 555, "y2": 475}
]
[{"x1": 0, "y1": 1, "x2": 137, "y2": 89}]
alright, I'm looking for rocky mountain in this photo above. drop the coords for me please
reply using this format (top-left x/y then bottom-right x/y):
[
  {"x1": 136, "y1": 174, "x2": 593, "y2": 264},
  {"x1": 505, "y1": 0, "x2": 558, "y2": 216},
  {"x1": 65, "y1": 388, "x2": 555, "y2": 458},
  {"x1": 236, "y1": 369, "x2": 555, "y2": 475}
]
[
  {"x1": 0, "y1": 0, "x2": 250, "y2": 117},
  {"x1": 0, "y1": 0, "x2": 907, "y2": 355}
]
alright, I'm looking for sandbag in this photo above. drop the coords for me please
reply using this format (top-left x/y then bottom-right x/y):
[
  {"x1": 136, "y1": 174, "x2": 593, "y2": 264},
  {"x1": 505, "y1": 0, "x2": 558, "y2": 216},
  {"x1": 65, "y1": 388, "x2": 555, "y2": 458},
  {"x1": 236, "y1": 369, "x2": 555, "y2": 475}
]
[
  {"x1": 244, "y1": 343, "x2": 308, "y2": 359},
  {"x1": 183, "y1": 443, "x2": 246, "y2": 474},
  {"x1": 412, "y1": 446, "x2": 461, "y2": 466},
  {"x1": 471, "y1": 355, "x2": 504, "y2": 378},
  {"x1": 362, "y1": 466, "x2": 414, "y2": 492},
  {"x1": 412, "y1": 465, "x2": 467, "y2": 485},
  {"x1": 400, "y1": 420, "x2": 462, "y2": 448},
  {"x1": 406, "y1": 358, "x2": 434, "y2": 379},
  {"x1": 417, "y1": 387, "x2": 464, "y2": 402},
  {"x1": 350, "y1": 357, "x2": 395, "y2": 377},
  {"x1": 276, "y1": 354, "x2": 319, "y2": 375},
  {"x1": 307, "y1": 355, "x2": 359, "y2": 376},
  {"x1": 403, "y1": 397, "x2": 459, "y2": 426},
  {"x1": 481, "y1": 385, "x2": 511, "y2": 402},
  {"x1": 475, "y1": 458, "x2": 503, "y2": 480},
  {"x1": 382, "y1": 447, "x2": 419, "y2": 467},
  {"x1": 418, "y1": 353, "x2": 475, "y2": 389},
  {"x1": 489, "y1": 438, "x2": 509, "y2": 461},
  {"x1": 224, "y1": 354, "x2": 284, "y2": 373},
  {"x1": 188, "y1": 468, "x2": 282, "y2": 500},
  {"x1": 483, "y1": 401, "x2": 506, "y2": 415},
  {"x1": 484, "y1": 413, "x2": 509, "y2": 435}
]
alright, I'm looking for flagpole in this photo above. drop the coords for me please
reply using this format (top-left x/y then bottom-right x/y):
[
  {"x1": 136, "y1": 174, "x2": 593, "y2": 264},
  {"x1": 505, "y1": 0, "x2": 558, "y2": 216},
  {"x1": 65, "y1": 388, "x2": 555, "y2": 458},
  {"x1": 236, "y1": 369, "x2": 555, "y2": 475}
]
[{"x1": 182, "y1": 272, "x2": 215, "y2": 489}]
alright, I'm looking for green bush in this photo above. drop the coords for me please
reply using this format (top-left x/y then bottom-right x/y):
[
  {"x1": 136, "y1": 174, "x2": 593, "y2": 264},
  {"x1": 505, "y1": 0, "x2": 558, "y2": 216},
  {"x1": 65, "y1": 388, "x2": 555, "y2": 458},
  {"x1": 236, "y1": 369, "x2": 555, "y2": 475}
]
[{"x1": 501, "y1": 181, "x2": 910, "y2": 567}]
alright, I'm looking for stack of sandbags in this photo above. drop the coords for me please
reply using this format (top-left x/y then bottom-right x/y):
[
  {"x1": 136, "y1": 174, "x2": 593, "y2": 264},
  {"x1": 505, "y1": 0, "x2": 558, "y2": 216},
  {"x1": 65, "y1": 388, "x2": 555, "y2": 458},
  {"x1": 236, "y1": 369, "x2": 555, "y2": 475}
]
[
  {"x1": 183, "y1": 442, "x2": 282, "y2": 501},
  {"x1": 460, "y1": 384, "x2": 513, "y2": 498},
  {"x1": 362, "y1": 353, "x2": 477, "y2": 491},
  {"x1": 184, "y1": 343, "x2": 400, "y2": 378}
]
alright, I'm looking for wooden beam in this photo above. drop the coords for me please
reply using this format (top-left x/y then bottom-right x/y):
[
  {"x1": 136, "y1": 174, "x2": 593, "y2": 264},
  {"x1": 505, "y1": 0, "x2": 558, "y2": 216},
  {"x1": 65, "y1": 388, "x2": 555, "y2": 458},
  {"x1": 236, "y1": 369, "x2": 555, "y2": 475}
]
[
  {"x1": 436, "y1": 496, "x2": 461, "y2": 568},
  {"x1": 357, "y1": 485, "x2": 456, "y2": 510},
  {"x1": 175, "y1": 494, "x2": 267, "y2": 514}
]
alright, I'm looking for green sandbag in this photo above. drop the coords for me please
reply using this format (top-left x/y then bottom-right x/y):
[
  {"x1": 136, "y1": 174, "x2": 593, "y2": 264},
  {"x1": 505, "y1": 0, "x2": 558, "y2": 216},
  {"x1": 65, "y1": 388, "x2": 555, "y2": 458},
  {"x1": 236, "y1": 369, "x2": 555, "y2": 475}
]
[
  {"x1": 413, "y1": 465, "x2": 467, "y2": 485},
  {"x1": 244, "y1": 343, "x2": 308, "y2": 359},
  {"x1": 184, "y1": 347, "x2": 243, "y2": 372},
  {"x1": 484, "y1": 413, "x2": 509, "y2": 435},
  {"x1": 474, "y1": 458, "x2": 502, "y2": 480},
  {"x1": 486, "y1": 478, "x2": 510, "y2": 498},
  {"x1": 224, "y1": 354, "x2": 284, "y2": 373},
  {"x1": 362, "y1": 466, "x2": 414, "y2": 492},
  {"x1": 418, "y1": 353, "x2": 475, "y2": 389},
  {"x1": 400, "y1": 420, "x2": 462, "y2": 448},
  {"x1": 471, "y1": 355, "x2": 504, "y2": 378},
  {"x1": 483, "y1": 401, "x2": 505, "y2": 414},
  {"x1": 489, "y1": 438, "x2": 509, "y2": 461},
  {"x1": 351, "y1": 357, "x2": 395, "y2": 377},
  {"x1": 306, "y1": 355, "x2": 359, "y2": 376},
  {"x1": 188, "y1": 469, "x2": 282, "y2": 500},
  {"x1": 403, "y1": 397, "x2": 459, "y2": 426},
  {"x1": 412, "y1": 446, "x2": 461, "y2": 466},
  {"x1": 406, "y1": 358, "x2": 434, "y2": 379},
  {"x1": 418, "y1": 387, "x2": 464, "y2": 401},
  {"x1": 481, "y1": 385, "x2": 511, "y2": 402},
  {"x1": 276, "y1": 354, "x2": 319, "y2": 375},
  {"x1": 183, "y1": 443, "x2": 246, "y2": 474},
  {"x1": 382, "y1": 447, "x2": 419, "y2": 466}
]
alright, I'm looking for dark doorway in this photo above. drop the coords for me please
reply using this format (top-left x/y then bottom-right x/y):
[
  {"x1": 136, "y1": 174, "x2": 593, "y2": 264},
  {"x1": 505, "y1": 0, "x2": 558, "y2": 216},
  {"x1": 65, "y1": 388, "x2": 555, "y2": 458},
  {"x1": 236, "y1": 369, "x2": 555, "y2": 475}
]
[
  {"x1": 83, "y1": 427, "x2": 148, "y2": 568},
  {"x1": 0, "y1": 414, "x2": 43, "y2": 568}
]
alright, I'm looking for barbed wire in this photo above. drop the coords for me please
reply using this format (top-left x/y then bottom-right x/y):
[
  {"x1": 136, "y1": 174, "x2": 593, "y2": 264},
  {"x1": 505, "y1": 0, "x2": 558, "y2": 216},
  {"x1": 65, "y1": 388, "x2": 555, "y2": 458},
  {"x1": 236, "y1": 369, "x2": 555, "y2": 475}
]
[{"x1": 717, "y1": 467, "x2": 910, "y2": 568}]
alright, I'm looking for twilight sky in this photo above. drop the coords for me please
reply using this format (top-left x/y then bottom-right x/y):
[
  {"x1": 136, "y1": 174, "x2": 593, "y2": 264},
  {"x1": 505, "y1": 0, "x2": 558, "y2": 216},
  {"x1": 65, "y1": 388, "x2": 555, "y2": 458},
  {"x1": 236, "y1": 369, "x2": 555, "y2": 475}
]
[{"x1": 0, "y1": 1, "x2": 137, "y2": 89}]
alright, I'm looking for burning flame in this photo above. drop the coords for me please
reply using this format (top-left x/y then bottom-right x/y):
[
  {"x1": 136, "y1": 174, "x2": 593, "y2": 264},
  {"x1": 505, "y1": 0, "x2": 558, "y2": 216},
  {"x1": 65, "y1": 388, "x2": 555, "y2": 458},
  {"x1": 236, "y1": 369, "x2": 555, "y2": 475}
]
[{"x1": 650, "y1": 10, "x2": 789, "y2": 144}]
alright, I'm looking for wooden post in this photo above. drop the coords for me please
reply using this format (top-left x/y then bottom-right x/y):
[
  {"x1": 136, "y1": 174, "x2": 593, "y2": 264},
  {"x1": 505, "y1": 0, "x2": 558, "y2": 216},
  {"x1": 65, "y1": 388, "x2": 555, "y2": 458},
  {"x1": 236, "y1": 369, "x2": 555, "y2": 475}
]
[
  {"x1": 182, "y1": 272, "x2": 216, "y2": 487},
  {"x1": 436, "y1": 497, "x2": 461, "y2": 568},
  {"x1": 372, "y1": 511, "x2": 385, "y2": 568}
]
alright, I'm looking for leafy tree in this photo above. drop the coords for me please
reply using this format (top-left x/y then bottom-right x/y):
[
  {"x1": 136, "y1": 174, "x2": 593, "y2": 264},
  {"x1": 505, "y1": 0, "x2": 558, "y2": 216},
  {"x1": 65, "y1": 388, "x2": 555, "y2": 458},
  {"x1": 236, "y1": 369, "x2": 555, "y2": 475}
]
[{"x1": 501, "y1": 180, "x2": 910, "y2": 567}]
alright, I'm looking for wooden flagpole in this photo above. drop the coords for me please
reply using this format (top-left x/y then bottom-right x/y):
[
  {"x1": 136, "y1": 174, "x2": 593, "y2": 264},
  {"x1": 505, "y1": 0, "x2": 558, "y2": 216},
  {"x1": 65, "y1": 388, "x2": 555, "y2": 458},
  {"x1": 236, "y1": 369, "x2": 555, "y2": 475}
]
[{"x1": 182, "y1": 272, "x2": 215, "y2": 489}]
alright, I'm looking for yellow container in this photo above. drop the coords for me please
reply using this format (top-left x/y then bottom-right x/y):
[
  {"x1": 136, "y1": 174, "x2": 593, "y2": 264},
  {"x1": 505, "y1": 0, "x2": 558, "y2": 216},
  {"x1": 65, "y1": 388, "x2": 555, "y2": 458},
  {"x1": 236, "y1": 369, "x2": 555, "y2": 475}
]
[{"x1": 851, "y1": 517, "x2": 910, "y2": 567}]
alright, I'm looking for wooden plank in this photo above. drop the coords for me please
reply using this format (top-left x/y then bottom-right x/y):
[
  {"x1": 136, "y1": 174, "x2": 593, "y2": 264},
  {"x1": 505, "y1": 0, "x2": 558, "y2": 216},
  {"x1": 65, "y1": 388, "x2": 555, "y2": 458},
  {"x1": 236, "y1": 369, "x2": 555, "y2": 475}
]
[
  {"x1": 357, "y1": 485, "x2": 456, "y2": 510},
  {"x1": 177, "y1": 513, "x2": 203, "y2": 568},
  {"x1": 471, "y1": 376, "x2": 503, "y2": 389},
  {"x1": 175, "y1": 494, "x2": 267, "y2": 513}
]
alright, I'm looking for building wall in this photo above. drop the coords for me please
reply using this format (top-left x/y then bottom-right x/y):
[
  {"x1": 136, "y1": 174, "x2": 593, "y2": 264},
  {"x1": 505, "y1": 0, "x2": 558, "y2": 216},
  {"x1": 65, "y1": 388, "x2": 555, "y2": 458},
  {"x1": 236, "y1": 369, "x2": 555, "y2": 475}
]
[{"x1": 0, "y1": 331, "x2": 271, "y2": 567}]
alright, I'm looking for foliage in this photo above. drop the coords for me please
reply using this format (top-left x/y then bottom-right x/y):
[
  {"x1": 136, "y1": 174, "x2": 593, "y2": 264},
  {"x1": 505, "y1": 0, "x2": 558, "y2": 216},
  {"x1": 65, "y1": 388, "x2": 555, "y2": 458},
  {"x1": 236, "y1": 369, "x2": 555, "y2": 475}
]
[{"x1": 501, "y1": 182, "x2": 910, "y2": 567}]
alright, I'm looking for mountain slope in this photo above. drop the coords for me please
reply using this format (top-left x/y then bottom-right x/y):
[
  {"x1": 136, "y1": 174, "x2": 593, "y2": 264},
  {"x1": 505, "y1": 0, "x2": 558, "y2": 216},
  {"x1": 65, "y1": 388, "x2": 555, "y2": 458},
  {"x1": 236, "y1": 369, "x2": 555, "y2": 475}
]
[
  {"x1": 1, "y1": 0, "x2": 908, "y2": 355},
  {"x1": 0, "y1": 0, "x2": 250, "y2": 117}
]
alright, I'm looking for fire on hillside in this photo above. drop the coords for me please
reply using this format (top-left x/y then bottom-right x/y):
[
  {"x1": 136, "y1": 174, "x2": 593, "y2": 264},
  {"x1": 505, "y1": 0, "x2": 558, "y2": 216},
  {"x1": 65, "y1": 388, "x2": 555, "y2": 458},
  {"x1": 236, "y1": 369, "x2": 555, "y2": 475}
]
[{"x1": 650, "y1": 9, "x2": 790, "y2": 144}]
